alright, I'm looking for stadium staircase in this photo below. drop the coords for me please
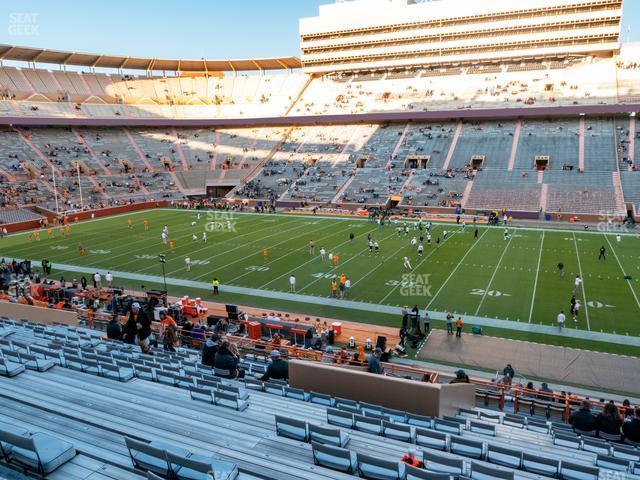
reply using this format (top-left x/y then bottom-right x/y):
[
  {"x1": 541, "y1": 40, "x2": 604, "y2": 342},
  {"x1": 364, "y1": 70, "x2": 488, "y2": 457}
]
[
  {"x1": 539, "y1": 184, "x2": 549, "y2": 212},
  {"x1": 1, "y1": 319, "x2": 640, "y2": 480},
  {"x1": 170, "y1": 128, "x2": 190, "y2": 171},
  {"x1": 210, "y1": 130, "x2": 221, "y2": 171},
  {"x1": 123, "y1": 128, "x2": 156, "y2": 172},
  {"x1": 283, "y1": 74, "x2": 315, "y2": 117},
  {"x1": 442, "y1": 121, "x2": 463, "y2": 171},
  {"x1": 388, "y1": 123, "x2": 411, "y2": 169},
  {"x1": 70, "y1": 128, "x2": 112, "y2": 175},
  {"x1": 612, "y1": 171, "x2": 626, "y2": 212},
  {"x1": 460, "y1": 179, "x2": 474, "y2": 208},
  {"x1": 508, "y1": 120, "x2": 522, "y2": 171},
  {"x1": 579, "y1": 118, "x2": 586, "y2": 172}
]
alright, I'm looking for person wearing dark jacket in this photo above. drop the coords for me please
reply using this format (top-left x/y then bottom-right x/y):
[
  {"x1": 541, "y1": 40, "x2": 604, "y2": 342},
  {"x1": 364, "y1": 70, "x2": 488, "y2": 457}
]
[
  {"x1": 201, "y1": 335, "x2": 220, "y2": 366},
  {"x1": 123, "y1": 302, "x2": 151, "y2": 352},
  {"x1": 596, "y1": 402, "x2": 622, "y2": 438},
  {"x1": 260, "y1": 350, "x2": 288, "y2": 381},
  {"x1": 214, "y1": 339, "x2": 240, "y2": 379},
  {"x1": 106, "y1": 318, "x2": 122, "y2": 340},
  {"x1": 569, "y1": 400, "x2": 597, "y2": 433},
  {"x1": 622, "y1": 407, "x2": 640, "y2": 443}
]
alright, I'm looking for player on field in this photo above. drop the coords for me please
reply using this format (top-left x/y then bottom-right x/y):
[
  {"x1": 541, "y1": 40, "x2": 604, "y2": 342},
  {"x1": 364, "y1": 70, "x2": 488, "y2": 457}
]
[
  {"x1": 202, "y1": 232, "x2": 207, "y2": 243},
  {"x1": 263, "y1": 247, "x2": 269, "y2": 263},
  {"x1": 349, "y1": 232, "x2": 354, "y2": 241},
  {"x1": 556, "y1": 261, "x2": 564, "y2": 276},
  {"x1": 78, "y1": 244, "x2": 86, "y2": 256},
  {"x1": 289, "y1": 275, "x2": 296, "y2": 293},
  {"x1": 169, "y1": 240, "x2": 175, "y2": 253},
  {"x1": 461, "y1": 221, "x2": 466, "y2": 231},
  {"x1": 184, "y1": 256, "x2": 191, "y2": 272},
  {"x1": 227, "y1": 221, "x2": 232, "y2": 231},
  {"x1": 598, "y1": 245, "x2": 606, "y2": 260},
  {"x1": 404, "y1": 224, "x2": 409, "y2": 235},
  {"x1": 418, "y1": 242, "x2": 424, "y2": 256},
  {"x1": 163, "y1": 225, "x2": 169, "y2": 236},
  {"x1": 443, "y1": 230, "x2": 448, "y2": 240},
  {"x1": 616, "y1": 234, "x2": 621, "y2": 243},
  {"x1": 143, "y1": 219, "x2": 149, "y2": 231},
  {"x1": 309, "y1": 240, "x2": 315, "y2": 255},
  {"x1": 191, "y1": 221, "x2": 197, "y2": 227},
  {"x1": 320, "y1": 247, "x2": 326, "y2": 261},
  {"x1": 197, "y1": 213, "x2": 201, "y2": 220},
  {"x1": 161, "y1": 232, "x2": 168, "y2": 244},
  {"x1": 474, "y1": 228, "x2": 478, "y2": 239},
  {"x1": 410, "y1": 236, "x2": 417, "y2": 247},
  {"x1": 192, "y1": 233, "x2": 198, "y2": 241},
  {"x1": 503, "y1": 228, "x2": 509, "y2": 240},
  {"x1": 328, "y1": 252, "x2": 333, "y2": 264},
  {"x1": 427, "y1": 222, "x2": 432, "y2": 233},
  {"x1": 368, "y1": 239, "x2": 374, "y2": 254},
  {"x1": 331, "y1": 279, "x2": 338, "y2": 298},
  {"x1": 573, "y1": 275, "x2": 582, "y2": 294},
  {"x1": 47, "y1": 227, "x2": 54, "y2": 239},
  {"x1": 374, "y1": 241, "x2": 380, "y2": 254},
  {"x1": 427, "y1": 233, "x2": 431, "y2": 245},
  {"x1": 127, "y1": 218, "x2": 133, "y2": 229},
  {"x1": 403, "y1": 256, "x2": 412, "y2": 270},
  {"x1": 333, "y1": 253, "x2": 340, "y2": 266},
  {"x1": 573, "y1": 300, "x2": 580, "y2": 322},
  {"x1": 65, "y1": 225, "x2": 71, "y2": 235}
]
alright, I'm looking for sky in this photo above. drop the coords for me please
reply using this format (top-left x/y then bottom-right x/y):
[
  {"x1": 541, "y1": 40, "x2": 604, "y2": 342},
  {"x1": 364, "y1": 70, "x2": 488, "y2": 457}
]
[{"x1": 0, "y1": 0, "x2": 638, "y2": 60}]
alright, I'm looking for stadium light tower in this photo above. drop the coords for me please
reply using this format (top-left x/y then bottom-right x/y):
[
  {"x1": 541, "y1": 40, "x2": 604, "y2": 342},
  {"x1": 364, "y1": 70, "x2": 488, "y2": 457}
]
[{"x1": 159, "y1": 254, "x2": 168, "y2": 294}]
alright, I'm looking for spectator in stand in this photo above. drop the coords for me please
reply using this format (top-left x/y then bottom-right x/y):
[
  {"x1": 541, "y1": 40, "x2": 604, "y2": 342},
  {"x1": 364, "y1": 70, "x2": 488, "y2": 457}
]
[
  {"x1": 163, "y1": 323, "x2": 179, "y2": 352},
  {"x1": 502, "y1": 364, "x2": 515, "y2": 387},
  {"x1": 322, "y1": 346, "x2": 335, "y2": 363},
  {"x1": 596, "y1": 402, "x2": 623, "y2": 439},
  {"x1": 569, "y1": 400, "x2": 597, "y2": 434},
  {"x1": 524, "y1": 381, "x2": 536, "y2": 398},
  {"x1": 450, "y1": 369, "x2": 470, "y2": 383},
  {"x1": 106, "y1": 317, "x2": 122, "y2": 340},
  {"x1": 260, "y1": 350, "x2": 288, "y2": 381},
  {"x1": 214, "y1": 339, "x2": 242, "y2": 379},
  {"x1": 622, "y1": 407, "x2": 640, "y2": 444},
  {"x1": 201, "y1": 334, "x2": 219, "y2": 366},
  {"x1": 622, "y1": 399, "x2": 633, "y2": 418},
  {"x1": 123, "y1": 303, "x2": 151, "y2": 352},
  {"x1": 367, "y1": 347, "x2": 383, "y2": 374},
  {"x1": 538, "y1": 382, "x2": 553, "y2": 399}
]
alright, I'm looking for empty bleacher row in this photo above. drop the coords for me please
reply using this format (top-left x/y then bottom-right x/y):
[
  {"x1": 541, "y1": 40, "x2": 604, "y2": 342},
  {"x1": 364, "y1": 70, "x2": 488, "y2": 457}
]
[{"x1": 1, "y1": 317, "x2": 640, "y2": 480}]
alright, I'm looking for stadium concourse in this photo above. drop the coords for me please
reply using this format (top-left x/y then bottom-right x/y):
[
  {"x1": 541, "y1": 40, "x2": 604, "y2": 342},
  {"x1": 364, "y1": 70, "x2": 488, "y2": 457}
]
[{"x1": 2, "y1": 0, "x2": 640, "y2": 478}]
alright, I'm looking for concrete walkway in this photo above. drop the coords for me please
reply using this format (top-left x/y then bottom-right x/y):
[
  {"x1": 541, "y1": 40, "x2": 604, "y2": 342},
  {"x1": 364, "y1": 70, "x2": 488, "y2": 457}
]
[{"x1": 44, "y1": 260, "x2": 640, "y2": 348}]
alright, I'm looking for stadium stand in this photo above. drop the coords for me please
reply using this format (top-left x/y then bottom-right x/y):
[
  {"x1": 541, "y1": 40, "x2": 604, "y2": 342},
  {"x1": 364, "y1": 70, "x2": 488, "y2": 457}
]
[{"x1": 0, "y1": 318, "x2": 639, "y2": 480}]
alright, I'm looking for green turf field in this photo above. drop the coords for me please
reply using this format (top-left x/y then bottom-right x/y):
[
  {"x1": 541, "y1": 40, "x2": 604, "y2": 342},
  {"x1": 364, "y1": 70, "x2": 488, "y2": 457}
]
[{"x1": 2, "y1": 209, "x2": 640, "y2": 348}]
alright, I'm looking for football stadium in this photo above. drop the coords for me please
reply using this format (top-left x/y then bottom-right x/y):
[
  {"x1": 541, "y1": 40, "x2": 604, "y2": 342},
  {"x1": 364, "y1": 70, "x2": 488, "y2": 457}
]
[{"x1": 1, "y1": 0, "x2": 640, "y2": 478}]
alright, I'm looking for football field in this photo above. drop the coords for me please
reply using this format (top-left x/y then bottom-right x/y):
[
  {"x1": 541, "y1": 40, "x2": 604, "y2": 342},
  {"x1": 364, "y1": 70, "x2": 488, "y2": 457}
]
[{"x1": 3, "y1": 209, "x2": 640, "y2": 344}]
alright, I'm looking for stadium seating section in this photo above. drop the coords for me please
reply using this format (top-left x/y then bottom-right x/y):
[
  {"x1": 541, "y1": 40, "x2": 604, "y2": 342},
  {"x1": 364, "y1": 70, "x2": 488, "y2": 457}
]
[{"x1": 1, "y1": 317, "x2": 640, "y2": 480}]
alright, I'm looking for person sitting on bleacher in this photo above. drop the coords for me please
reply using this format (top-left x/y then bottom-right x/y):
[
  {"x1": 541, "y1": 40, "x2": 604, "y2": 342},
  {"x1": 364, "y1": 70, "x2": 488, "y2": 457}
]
[
  {"x1": 106, "y1": 317, "x2": 122, "y2": 341},
  {"x1": 367, "y1": 348, "x2": 383, "y2": 375},
  {"x1": 260, "y1": 350, "x2": 288, "y2": 382},
  {"x1": 596, "y1": 402, "x2": 623, "y2": 439},
  {"x1": 201, "y1": 334, "x2": 220, "y2": 366},
  {"x1": 622, "y1": 407, "x2": 640, "y2": 444},
  {"x1": 569, "y1": 400, "x2": 597, "y2": 434},
  {"x1": 214, "y1": 339, "x2": 243, "y2": 379}
]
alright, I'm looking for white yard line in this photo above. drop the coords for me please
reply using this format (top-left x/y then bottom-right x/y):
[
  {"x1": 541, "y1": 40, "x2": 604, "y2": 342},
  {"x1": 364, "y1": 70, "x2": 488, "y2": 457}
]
[
  {"x1": 573, "y1": 232, "x2": 590, "y2": 330},
  {"x1": 528, "y1": 231, "x2": 545, "y2": 323},
  {"x1": 604, "y1": 233, "x2": 640, "y2": 312},
  {"x1": 425, "y1": 228, "x2": 490, "y2": 309},
  {"x1": 376, "y1": 227, "x2": 451, "y2": 304},
  {"x1": 474, "y1": 234, "x2": 514, "y2": 316},
  {"x1": 293, "y1": 227, "x2": 398, "y2": 293},
  {"x1": 184, "y1": 220, "x2": 338, "y2": 279}
]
